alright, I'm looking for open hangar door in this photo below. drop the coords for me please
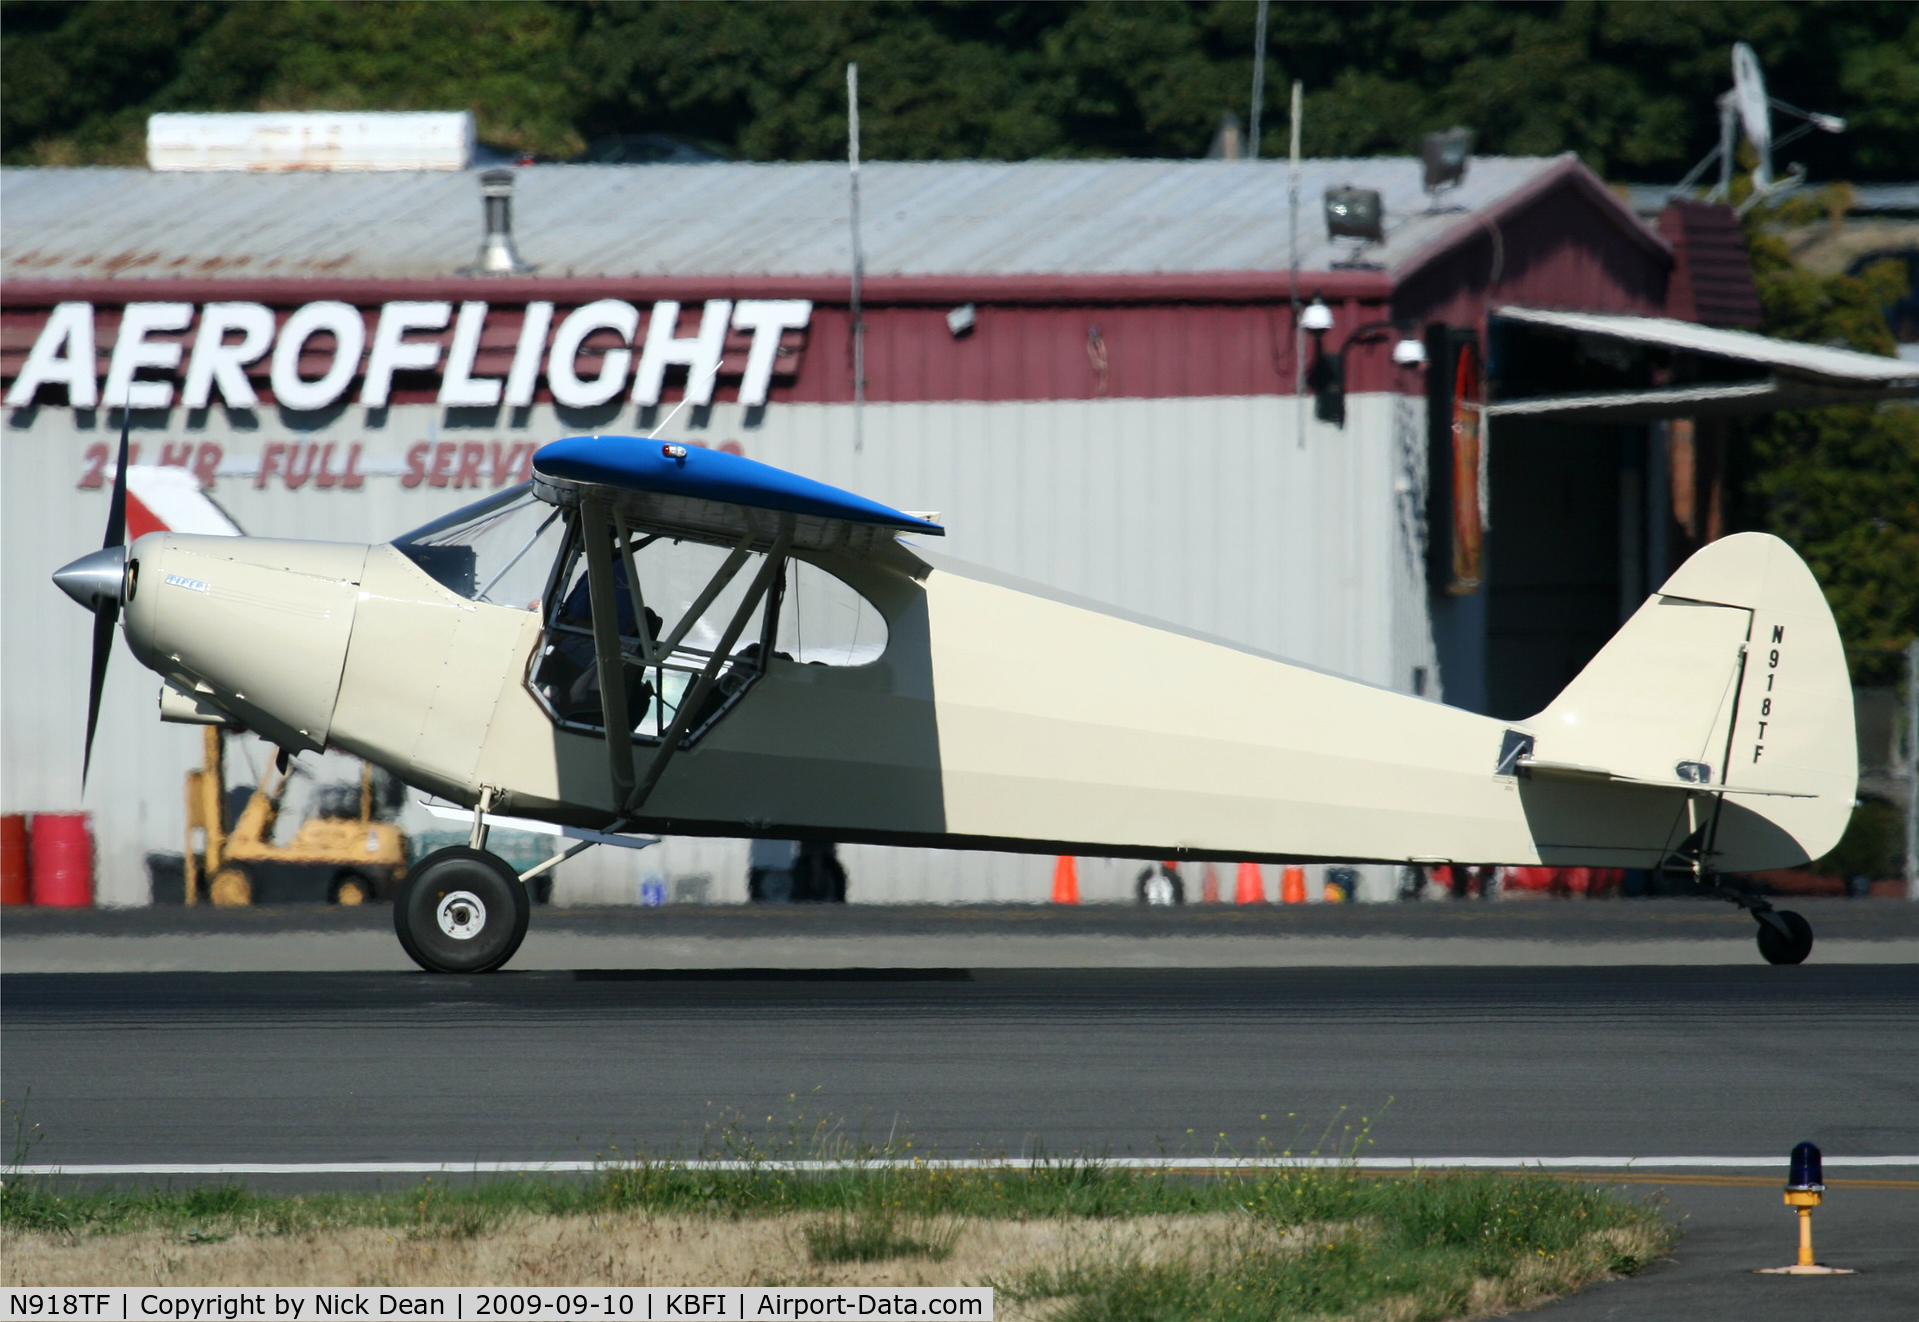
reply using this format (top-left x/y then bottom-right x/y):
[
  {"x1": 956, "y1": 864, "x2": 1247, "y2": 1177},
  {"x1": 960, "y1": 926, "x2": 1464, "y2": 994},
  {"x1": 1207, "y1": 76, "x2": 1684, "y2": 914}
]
[
  {"x1": 1481, "y1": 416, "x2": 1640, "y2": 722},
  {"x1": 1425, "y1": 308, "x2": 1919, "y2": 721}
]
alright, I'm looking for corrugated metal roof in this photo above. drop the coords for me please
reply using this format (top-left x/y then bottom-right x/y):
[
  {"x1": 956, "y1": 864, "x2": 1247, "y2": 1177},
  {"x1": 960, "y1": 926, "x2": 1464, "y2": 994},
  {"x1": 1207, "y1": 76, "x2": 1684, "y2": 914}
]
[{"x1": 3, "y1": 156, "x2": 1581, "y2": 283}]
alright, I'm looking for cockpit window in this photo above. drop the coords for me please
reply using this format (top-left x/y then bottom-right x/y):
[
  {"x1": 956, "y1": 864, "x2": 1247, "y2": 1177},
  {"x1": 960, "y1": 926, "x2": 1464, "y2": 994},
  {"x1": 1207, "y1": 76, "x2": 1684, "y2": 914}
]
[
  {"x1": 393, "y1": 484, "x2": 565, "y2": 611},
  {"x1": 777, "y1": 560, "x2": 888, "y2": 666},
  {"x1": 532, "y1": 517, "x2": 778, "y2": 744},
  {"x1": 527, "y1": 514, "x2": 890, "y2": 747}
]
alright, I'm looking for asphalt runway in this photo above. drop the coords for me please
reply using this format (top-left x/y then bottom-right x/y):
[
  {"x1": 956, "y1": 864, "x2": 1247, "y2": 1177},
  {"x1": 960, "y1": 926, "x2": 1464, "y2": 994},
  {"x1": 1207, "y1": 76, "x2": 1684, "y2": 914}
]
[
  {"x1": 6, "y1": 965, "x2": 1916, "y2": 1317},
  {"x1": 9, "y1": 897, "x2": 1919, "y2": 971}
]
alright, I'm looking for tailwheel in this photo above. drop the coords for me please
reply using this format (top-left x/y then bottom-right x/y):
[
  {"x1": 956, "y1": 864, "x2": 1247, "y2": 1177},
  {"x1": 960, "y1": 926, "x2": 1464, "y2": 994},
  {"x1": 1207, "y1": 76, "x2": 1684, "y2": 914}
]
[
  {"x1": 394, "y1": 846, "x2": 529, "y2": 974},
  {"x1": 1679, "y1": 850, "x2": 1816, "y2": 967},
  {"x1": 1756, "y1": 908, "x2": 1814, "y2": 965}
]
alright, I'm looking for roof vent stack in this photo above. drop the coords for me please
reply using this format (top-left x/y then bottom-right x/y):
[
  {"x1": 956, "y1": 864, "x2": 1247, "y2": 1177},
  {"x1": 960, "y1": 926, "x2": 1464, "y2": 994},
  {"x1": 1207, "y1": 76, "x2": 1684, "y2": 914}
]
[{"x1": 467, "y1": 168, "x2": 533, "y2": 275}]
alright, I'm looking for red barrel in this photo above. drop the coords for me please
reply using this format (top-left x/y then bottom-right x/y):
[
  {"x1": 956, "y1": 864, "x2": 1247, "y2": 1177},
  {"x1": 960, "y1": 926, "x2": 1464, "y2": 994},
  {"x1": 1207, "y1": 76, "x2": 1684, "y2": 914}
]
[
  {"x1": 0, "y1": 814, "x2": 29, "y2": 905},
  {"x1": 29, "y1": 813, "x2": 93, "y2": 907}
]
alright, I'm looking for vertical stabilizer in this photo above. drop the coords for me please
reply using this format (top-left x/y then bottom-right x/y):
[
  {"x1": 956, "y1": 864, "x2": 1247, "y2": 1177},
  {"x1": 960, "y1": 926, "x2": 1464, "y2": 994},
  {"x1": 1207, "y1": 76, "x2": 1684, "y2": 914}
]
[{"x1": 1529, "y1": 533, "x2": 1855, "y2": 870}]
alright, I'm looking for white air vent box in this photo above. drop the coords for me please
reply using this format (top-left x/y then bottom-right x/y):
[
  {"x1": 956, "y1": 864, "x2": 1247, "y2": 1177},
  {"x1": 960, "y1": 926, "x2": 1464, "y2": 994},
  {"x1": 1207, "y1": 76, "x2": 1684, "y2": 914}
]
[{"x1": 148, "y1": 111, "x2": 474, "y2": 172}]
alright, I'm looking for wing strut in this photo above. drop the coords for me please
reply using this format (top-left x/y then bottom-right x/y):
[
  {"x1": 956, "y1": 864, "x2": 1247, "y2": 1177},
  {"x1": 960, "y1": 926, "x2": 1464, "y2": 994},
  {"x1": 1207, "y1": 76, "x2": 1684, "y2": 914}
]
[
  {"x1": 622, "y1": 514, "x2": 794, "y2": 817},
  {"x1": 579, "y1": 500, "x2": 795, "y2": 818},
  {"x1": 580, "y1": 498, "x2": 636, "y2": 806}
]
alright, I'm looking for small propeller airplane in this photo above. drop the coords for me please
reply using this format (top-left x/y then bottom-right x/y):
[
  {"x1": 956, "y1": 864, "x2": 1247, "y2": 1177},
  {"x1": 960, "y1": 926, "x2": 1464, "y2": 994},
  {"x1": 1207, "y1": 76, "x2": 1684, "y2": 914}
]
[{"x1": 57, "y1": 415, "x2": 1856, "y2": 973}]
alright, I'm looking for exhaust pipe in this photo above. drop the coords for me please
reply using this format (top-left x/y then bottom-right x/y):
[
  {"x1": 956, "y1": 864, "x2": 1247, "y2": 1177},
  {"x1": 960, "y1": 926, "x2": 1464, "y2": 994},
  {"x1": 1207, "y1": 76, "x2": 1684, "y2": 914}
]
[{"x1": 466, "y1": 168, "x2": 533, "y2": 275}]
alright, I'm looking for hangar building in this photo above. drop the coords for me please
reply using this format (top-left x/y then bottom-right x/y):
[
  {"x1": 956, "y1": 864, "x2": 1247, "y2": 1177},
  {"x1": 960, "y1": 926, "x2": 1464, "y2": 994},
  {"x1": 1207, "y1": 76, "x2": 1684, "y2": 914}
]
[{"x1": 6, "y1": 154, "x2": 1914, "y2": 903}]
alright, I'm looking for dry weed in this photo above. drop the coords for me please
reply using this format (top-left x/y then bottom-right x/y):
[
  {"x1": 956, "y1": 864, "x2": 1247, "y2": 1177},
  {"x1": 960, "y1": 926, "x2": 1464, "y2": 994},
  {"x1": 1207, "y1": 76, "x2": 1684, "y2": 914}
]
[{"x1": 1, "y1": 1211, "x2": 1247, "y2": 1292}]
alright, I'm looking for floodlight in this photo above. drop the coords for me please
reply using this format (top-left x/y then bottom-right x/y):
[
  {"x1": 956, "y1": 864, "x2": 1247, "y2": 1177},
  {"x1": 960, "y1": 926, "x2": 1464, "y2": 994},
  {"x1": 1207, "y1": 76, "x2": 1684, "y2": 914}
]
[
  {"x1": 1300, "y1": 296, "x2": 1335, "y2": 335},
  {"x1": 946, "y1": 303, "x2": 977, "y2": 338},
  {"x1": 1323, "y1": 188, "x2": 1383, "y2": 243},
  {"x1": 1421, "y1": 127, "x2": 1474, "y2": 193}
]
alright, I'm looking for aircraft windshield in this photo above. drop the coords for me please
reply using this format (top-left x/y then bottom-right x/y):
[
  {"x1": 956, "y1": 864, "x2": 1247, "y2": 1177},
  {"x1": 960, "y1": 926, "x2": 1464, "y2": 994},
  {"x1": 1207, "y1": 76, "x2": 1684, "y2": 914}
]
[
  {"x1": 393, "y1": 485, "x2": 566, "y2": 611},
  {"x1": 529, "y1": 517, "x2": 887, "y2": 745}
]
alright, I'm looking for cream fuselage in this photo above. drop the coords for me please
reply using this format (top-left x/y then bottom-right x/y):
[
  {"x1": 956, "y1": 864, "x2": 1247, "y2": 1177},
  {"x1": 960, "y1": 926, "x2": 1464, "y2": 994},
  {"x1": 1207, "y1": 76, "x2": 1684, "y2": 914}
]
[{"x1": 120, "y1": 528, "x2": 1853, "y2": 871}]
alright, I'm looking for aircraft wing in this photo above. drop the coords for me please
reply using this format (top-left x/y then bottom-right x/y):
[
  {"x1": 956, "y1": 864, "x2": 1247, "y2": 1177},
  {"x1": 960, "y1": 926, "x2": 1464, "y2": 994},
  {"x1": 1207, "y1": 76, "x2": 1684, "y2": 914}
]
[{"x1": 531, "y1": 434, "x2": 943, "y2": 553}]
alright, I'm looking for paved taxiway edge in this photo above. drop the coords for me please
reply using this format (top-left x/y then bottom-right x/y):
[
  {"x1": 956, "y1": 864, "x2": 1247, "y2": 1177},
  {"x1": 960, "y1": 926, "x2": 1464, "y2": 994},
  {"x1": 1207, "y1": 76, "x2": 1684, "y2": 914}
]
[
  {"x1": 16, "y1": 1157, "x2": 1919, "y2": 1176},
  {"x1": 7, "y1": 931, "x2": 1918, "y2": 972}
]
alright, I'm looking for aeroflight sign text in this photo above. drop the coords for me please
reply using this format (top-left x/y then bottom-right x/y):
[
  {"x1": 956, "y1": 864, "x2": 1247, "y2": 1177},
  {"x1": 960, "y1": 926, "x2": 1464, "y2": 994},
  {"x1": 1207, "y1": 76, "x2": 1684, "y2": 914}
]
[{"x1": 4, "y1": 299, "x2": 812, "y2": 411}]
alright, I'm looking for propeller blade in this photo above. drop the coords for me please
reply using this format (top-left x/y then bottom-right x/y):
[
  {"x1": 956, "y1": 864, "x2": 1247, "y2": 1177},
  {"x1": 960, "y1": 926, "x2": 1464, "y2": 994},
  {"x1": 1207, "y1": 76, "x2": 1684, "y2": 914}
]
[
  {"x1": 103, "y1": 405, "x2": 130, "y2": 550},
  {"x1": 82, "y1": 599, "x2": 119, "y2": 788}
]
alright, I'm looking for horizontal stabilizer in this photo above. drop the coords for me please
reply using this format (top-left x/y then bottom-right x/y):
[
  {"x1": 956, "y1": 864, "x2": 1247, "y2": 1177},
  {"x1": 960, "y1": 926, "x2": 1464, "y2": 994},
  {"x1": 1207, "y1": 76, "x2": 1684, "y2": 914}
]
[{"x1": 1516, "y1": 757, "x2": 1812, "y2": 798}]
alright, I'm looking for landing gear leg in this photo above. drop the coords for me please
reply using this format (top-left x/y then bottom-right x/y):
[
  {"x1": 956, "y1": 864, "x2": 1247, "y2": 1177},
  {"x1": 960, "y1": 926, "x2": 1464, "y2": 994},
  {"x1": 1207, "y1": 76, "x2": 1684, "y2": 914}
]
[
  {"x1": 1676, "y1": 792, "x2": 1814, "y2": 965},
  {"x1": 1707, "y1": 882, "x2": 1814, "y2": 966}
]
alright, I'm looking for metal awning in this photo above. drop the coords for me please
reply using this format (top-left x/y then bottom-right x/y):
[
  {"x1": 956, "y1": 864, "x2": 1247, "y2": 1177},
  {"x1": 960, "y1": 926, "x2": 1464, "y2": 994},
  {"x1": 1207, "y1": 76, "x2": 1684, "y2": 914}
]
[{"x1": 1489, "y1": 306, "x2": 1919, "y2": 421}]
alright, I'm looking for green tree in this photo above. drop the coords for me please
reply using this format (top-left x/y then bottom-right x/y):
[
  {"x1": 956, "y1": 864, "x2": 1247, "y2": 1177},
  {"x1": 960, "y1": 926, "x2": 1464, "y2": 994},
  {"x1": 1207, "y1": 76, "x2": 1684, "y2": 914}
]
[
  {"x1": 2, "y1": 0, "x2": 582, "y2": 163},
  {"x1": 1731, "y1": 192, "x2": 1919, "y2": 685},
  {"x1": 5, "y1": 1, "x2": 1917, "y2": 176}
]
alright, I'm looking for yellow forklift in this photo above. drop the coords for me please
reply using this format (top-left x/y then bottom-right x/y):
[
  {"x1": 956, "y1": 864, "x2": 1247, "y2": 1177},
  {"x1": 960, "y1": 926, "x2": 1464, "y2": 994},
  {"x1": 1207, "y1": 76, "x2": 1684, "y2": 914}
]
[{"x1": 183, "y1": 727, "x2": 408, "y2": 905}]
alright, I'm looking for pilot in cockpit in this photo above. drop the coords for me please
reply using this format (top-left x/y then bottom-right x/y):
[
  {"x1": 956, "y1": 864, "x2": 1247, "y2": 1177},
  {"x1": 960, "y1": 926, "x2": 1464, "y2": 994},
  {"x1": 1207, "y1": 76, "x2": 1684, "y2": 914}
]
[{"x1": 544, "y1": 554, "x2": 660, "y2": 726}]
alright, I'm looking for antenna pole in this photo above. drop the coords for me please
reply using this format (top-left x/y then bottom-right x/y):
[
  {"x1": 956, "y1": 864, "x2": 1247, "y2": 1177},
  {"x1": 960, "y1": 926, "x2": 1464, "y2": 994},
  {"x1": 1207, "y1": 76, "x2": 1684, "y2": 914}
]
[
  {"x1": 1248, "y1": 0, "x2": 1269, "y2": 160},
  {"x1": 1289, "y1": 79, "x2": 1304, "y2": 449},
  {"x1": 848, "y1": 62, "x2": 865, "y2": 456}
]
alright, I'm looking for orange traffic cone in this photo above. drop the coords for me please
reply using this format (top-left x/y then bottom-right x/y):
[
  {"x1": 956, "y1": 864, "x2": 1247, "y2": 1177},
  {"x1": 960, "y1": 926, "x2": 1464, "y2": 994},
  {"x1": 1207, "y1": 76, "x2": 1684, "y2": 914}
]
[
  {"x1": 1280, "y1": 865, "x2": 1307, "y2": 904},
  {"x1": 1235, "y1": 862, "x2": 1265, "y2": 904},
  {"x1": 1051, "y1": 855, "x2": 1080, "y2": 904},
  {"x1": 1201, "y1": 862, "x2": 1221, "y2": 903}
]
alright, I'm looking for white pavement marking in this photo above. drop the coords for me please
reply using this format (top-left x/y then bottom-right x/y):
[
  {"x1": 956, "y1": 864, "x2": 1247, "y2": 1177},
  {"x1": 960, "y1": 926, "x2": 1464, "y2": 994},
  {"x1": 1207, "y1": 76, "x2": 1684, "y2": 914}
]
[
  {"x1": 17, "y1": 1156, "x2": 1919, "y2": 1176},
  {"x1": 7, "y1": 933, "x2": 1919, "y2": 972}
]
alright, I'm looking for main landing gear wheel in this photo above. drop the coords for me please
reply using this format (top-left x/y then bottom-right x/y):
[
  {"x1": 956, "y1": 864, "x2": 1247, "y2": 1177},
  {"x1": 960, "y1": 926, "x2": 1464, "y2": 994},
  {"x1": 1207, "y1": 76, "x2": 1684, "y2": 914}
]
[
  {"x1": 394, "y1": 846, "x2": 529, "y2": 974},
  {"x1": 1756, "y1": 908, "x2": 1814, "y2": 966}
]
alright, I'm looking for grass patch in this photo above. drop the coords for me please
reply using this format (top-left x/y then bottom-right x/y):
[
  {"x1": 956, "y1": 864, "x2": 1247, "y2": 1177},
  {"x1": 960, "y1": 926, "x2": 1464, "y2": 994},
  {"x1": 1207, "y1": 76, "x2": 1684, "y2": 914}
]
[
  {"x1": 3, "y1": 1162, "x2": 1269, "y2": 1240},
  {"x1": 1003, "y1": 1170, "x2": 1672, "y2": 1321},
  {"x1": 0, "y1": 1175, "x2": 512, "y2": 1243},
  {"x1": 3, "y1": 1168, "x2": 1671, "y2": 1315},
  {"x1": 4, "y1": 1098, "x2": 1672, "y2": 1312},
  {"x1": 803, "y1": 1205, "x2": 962, "y2": 1264}
]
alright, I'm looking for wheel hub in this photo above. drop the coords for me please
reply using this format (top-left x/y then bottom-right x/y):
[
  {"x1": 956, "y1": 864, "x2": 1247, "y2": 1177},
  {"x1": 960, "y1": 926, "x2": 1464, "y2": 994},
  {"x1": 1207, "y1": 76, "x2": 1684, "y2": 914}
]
[{"x1": 436, "y1": 890, "x2": 487, "y2": 940}]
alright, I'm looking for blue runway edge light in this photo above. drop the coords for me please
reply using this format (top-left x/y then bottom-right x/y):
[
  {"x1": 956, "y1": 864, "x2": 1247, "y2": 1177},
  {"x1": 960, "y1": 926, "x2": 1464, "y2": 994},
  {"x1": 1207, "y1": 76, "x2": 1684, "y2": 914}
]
[
  {"x1": 534, "y1": 436, "x2": 944, "y2": 535},
  {"x1": 1787, "y1": 1141, "x2": 1824, "y2": 1191}
]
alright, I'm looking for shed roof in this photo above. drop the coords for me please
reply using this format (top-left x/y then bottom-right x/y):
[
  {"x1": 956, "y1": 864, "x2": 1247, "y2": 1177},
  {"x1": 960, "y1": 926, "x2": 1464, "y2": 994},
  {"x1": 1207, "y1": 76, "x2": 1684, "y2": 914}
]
[{"x1": 2, "y1": 155, "x2": 1656, "y2": 289}]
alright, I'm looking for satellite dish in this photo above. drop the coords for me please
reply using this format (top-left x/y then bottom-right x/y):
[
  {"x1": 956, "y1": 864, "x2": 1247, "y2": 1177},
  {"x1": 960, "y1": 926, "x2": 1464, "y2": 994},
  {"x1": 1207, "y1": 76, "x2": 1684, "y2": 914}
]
[
  {"x1": 1730, "y1": 42, "x2": 1772, "y2": 191},
  {"x1": 1673, "y1": 42, "x2": 1844, "y2": 209}
]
